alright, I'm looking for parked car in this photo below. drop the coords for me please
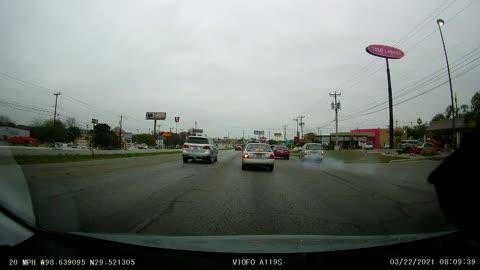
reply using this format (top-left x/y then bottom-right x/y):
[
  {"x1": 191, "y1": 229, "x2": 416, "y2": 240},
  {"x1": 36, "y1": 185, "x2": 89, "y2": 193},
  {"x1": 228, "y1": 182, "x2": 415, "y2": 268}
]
[
  {"x1": 182, "y1": 136, "x2": 218, "y2": 164},
  {"x1": 235, "y1": 145, "x2": 243, "y2": 151},
  {"x1": 410, "y1": 142, "x2": 441, "y2": 155},
  {"x1": 52, "y1": 142, "x2": 68, "y2": 150},
  {"x1": 273, "y1": 145, "x2": 290, "y2": 160},
  {"x1": 241, "y1": 143, "x2": 275, "y2": 171},
  {"x1": 362, "y1": 144, "x2": 374, "y2": 150},
  {"x1": 358, "y1": 140, "x2": 373, "y2": 150},
  {"x1": 137, "y1": 144, "x2": 148, "y2": 149},
  {"x1": 397, "y1": 140, "x2": 422, "y2": 154},
  {"x1": 299, "y1": 143, "x2": 324, "y2": 162}
]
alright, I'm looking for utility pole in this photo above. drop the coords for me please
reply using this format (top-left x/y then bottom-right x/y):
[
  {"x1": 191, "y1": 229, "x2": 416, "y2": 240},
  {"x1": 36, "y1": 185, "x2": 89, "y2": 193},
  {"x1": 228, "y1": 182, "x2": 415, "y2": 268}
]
[
  {"x1": 293, "y1": 118, "x2": 299, "y2": 138},
  {"x1": 283, "y1": 125, "x2": 287, "y2": 142},
  {"x1": 53, "y1": 92, "x2": 61, "y2": 124},
  {"x1": 243, "y1": 130, "x2": 245, "y2": 141},
  {"x1": 329, "y1": 91, "x2": 341, "y2": 148},
  {"x1": 119, "y1": 113, "x2": 123, "y2": 149},
  {"x1": 298, "y1": 116, "x2": 305, "y2": 139},
  {"x1": 317, "y1": 128, "x2": 320, "y2": 135},
  {"x1": 395, "y1": 119, "x2": 398, "y2": 129},
  {"x1": 268, "y1": 131, "x2": 271, "y2": 141}
]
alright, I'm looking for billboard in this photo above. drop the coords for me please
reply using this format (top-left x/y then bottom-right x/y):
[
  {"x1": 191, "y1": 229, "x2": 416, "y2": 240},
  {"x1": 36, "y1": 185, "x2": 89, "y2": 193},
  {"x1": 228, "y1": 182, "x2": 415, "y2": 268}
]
[
  {"x1": 254, "y1": 130, "x2": 265, "y2": 135},
  {"x1": 366, "y1": 45, "x2": 404, "y2": 59},
  {"x1": 146, "y1": 112, "x2": 166, "y2": 120},
  {"x1": 174, "y1": 116, "x2": 180, "y2": 123},
  {"x1": 274, "y1": 133, "x2": 282, "y2": 137},
  {"x1": 188, "y1": 128, "x2": 203, "y2": 133}
]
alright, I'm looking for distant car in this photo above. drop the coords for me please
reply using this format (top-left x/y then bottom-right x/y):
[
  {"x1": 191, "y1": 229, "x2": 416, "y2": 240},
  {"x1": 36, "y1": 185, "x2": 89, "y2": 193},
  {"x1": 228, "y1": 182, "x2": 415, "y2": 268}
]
[
  {"x1": 299, "y1": 143, "x2": 324, "y2": 162},
  {"x1": 273, "y1": 145, "x2": 290, "y2": 160},
  {"x1": 182, "y1": 136, "x2": 218, "y2": 164},
  {"x1": 235, "y1": 145, "x2": 243, "y2": 151},
  {"x1": 242, "y1": 143, "x2": 275, "y2": 171}
]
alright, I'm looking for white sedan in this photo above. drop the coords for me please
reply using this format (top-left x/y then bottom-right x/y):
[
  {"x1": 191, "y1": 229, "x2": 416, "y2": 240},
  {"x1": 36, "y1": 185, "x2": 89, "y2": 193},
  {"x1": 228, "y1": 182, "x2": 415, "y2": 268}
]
[
  {"x1": 241, "y1": 143, "x2": 275, "y2": 171},
  {"x1": 299, "y1": 143, "x2": 325, "y2": 162}
]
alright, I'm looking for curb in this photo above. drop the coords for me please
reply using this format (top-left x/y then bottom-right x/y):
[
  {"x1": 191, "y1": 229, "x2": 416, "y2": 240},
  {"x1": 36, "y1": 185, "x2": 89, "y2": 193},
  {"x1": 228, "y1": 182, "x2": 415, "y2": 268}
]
[{"x1": 388, "y1": 158, "x2": 428, "y2": 163}]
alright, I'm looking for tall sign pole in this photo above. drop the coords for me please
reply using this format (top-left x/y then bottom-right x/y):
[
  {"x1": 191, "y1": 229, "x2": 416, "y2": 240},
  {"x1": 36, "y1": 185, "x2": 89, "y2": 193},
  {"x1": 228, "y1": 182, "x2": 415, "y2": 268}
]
[
  {"x1": 174, "y1": 117, "x2": 180, "y2": 134},
  {"x1": 53, "y1": 92, "x2": 61, "y2": 124},
  {"x1": 146, "y1": 112, "x2": 167, "y2": 148},
  {"x1": 366, "y1": 44, "x2": 404, "y2": 150},
  {"x1": 386, "y1": 58, "x2": 394, "y2": 150}
]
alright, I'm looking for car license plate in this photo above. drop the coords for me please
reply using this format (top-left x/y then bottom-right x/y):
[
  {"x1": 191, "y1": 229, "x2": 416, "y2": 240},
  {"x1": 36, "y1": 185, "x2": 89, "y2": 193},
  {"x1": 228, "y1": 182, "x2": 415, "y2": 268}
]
[
  {"x1": 255, "y1": 154, "x2": 263, "y2": 159},
  {"x1": 311, "y1": 151, "x2": 318, "y2": 154}
]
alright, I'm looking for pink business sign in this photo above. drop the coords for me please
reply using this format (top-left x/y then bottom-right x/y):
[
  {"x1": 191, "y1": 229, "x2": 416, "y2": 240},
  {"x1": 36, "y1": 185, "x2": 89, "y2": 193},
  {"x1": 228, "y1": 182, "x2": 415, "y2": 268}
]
[{"x1": 366, "y1": 44, "x2": 404, "y2": 59}]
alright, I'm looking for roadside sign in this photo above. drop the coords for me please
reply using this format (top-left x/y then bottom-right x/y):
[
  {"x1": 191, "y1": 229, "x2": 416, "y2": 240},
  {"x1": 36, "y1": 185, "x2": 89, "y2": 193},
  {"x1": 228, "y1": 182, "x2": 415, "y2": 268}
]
[
  {"x1": 146, "y1": 112, "x2": 166, "y2": 120},
  {"x1": 366, "y1": 45, "x2": 404, "y2": 59},
  {"x1": 274, "y1": 133, "x2": 282, "y2": 137},
  {"x1": 366, "y1": 44, "x2": 404, "y2": 151}
]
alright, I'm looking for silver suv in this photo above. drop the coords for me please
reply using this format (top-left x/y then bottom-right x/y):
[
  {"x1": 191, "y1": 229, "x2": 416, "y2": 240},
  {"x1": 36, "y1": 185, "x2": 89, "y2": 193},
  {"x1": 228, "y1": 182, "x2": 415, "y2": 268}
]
[{"x1": 182, "y1": 136, "x2": 218, "y2": 164}]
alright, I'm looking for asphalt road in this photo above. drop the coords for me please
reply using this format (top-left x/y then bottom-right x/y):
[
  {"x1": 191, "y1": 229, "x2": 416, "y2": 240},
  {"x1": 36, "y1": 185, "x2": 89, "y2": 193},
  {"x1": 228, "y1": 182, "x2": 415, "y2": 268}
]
[{"x1": 20, "y1": 150, "x2": 453, "y2": 236}]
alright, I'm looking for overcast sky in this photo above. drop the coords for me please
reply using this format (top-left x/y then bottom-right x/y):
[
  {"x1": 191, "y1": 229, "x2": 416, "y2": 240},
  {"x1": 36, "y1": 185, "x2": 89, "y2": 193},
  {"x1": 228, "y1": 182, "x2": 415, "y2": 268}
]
[{"x1": 1, "y1": 0, "x2": 479, "y2": 139}]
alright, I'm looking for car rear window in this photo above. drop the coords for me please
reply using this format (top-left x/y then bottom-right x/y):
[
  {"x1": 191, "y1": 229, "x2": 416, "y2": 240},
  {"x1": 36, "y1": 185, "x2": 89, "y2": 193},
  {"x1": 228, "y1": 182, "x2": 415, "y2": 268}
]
[
  {"x1": 305, "y1": 144, "x2": 323, "y2": 150},
  {"x1": 246, "y1": 144, "x2": 270, "y2": 152},
  {"x1": 186, "y1": 137, "x2": 209, "y2": 144},
  {"x1": 274, "y1": 146, "x2": 288, "y2": 150}
]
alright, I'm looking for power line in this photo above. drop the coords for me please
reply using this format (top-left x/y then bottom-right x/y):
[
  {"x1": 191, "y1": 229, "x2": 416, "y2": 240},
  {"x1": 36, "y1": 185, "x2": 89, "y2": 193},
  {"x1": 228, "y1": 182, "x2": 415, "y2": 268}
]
[
  {"x1": 0, "y1": 70, "x2": 145, "y2": 125},
  {"x1": 340, "y1": 61, "x2": 479, "y2": 122},
  {"x1": 303, "y1": 0, "x2": 464, "y2": 114},
  {"x1": 340, "y1": 46, "x2": 480, "y2": 119},
  {"x1": 0, "y1": 71, "x2": 55, "y2": 94}
]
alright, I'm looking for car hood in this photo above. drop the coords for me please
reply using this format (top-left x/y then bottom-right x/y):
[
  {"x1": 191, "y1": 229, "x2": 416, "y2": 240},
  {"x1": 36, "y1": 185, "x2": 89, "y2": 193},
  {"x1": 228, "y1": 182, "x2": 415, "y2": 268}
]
[{"x1": 73, "y1": 231, "x2": 454, "y2": 253}]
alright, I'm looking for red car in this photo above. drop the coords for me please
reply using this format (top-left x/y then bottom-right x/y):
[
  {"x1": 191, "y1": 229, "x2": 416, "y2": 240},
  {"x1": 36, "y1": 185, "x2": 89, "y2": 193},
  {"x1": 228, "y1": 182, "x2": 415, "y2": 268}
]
[
  {"x1": 273, "y1": 145, "x2": 290, "y2": 160},
  {"x1": 235, "y1": 145, "x2": 243, "y2": 151},
  {"x1": 411, "y1": 142, "x2": 441, "y2": 155}
]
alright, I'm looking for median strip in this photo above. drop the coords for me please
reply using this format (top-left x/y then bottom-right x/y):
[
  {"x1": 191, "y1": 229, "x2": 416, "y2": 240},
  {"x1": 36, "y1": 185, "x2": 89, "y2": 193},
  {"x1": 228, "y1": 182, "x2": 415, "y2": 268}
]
[
  {"x1": 289, "y1": 150, "x2": 408, "y2": 163},
  {"x1": 12, "y1": 151, "x2": 182, "y2": 165}
]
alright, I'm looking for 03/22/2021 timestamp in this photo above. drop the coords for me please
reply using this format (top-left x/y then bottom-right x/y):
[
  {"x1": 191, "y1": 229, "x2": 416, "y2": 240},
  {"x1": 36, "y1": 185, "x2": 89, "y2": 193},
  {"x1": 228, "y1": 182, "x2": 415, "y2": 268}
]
[{"x1": 390, "y1": 258, "x2": 476, "y2": 266}]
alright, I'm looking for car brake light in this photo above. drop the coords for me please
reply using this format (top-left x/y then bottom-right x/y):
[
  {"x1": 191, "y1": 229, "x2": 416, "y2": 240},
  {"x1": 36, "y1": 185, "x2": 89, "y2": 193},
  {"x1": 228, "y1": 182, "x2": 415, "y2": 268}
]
[
  {"x1": 243, "y1": 154, "x2": 249, "y2": 158},
  {"x1": 203, "y1": 146, "x2": 211, "y2": 150},
  {"x1": 304, "y1": 150, "x2": 308, "y2": 155},
  {"x1": 269, "y1": 154, "x2": 275, "y2": 159},
  {"x1": 183, "y1": 144, "x2": 189, "y2": 148}
]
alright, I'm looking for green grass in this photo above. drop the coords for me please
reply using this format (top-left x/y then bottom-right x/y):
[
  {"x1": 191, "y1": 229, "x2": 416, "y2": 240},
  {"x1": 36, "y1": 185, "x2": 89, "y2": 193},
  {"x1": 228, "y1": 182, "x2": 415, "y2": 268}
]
[
  {"x1": 290, "y1": 150, "x2": 407, "y2": 163},
  {"x1": 13, "y1": 151, "x2": 182, "y2": 165}
]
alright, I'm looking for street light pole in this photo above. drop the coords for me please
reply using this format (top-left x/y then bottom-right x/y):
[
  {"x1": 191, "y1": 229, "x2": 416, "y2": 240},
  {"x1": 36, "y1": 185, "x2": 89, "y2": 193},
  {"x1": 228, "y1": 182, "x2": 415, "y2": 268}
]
[{"x1": 437, "y1": 18, "x2": 456, "y2": 150}]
